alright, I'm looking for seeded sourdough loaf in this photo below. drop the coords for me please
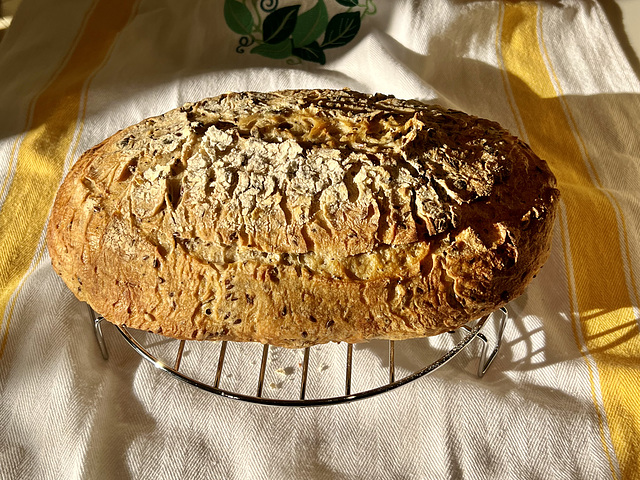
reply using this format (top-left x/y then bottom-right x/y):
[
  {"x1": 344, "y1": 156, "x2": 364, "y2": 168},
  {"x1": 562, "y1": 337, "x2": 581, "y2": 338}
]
[{"x1": 47, "y1": 89, "x2": 559, "y2": 348}]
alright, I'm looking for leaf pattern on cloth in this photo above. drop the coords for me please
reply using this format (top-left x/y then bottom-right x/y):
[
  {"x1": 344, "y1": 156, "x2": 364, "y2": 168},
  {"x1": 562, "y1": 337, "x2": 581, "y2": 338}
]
[
  {"x1": 224, "y1": 0, "x2": 377, "y2": 64},
  {"x1": 224, "y1": 0, "x2": 254, "y2": 35}
]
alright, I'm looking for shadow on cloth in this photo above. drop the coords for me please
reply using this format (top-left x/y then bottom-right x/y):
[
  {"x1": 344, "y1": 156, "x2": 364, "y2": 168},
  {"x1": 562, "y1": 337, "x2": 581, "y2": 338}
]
[
  {"x1": 351, "y1": 33, "x2": 640, "y2": 378},
  {"x1": 76, "y1": 304, "x2": 158, "y2": 480},
  {"x1": 0, "y1": 0, "x2": 392, "y2": 140}
]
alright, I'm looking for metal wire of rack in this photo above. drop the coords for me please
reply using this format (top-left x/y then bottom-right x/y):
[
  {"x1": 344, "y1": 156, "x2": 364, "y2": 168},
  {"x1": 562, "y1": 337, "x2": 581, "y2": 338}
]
[{"x1": 89, "y1": 307, "x2": 507, "y2": 407}]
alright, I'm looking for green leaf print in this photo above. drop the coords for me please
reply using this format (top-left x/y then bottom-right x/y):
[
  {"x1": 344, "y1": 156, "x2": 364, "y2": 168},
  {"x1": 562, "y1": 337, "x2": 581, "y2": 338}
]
[
  {"x1": 251, "y1": 39, "x2": 293, "y2": 59},
  {"x1": 224, "y1": 0, "x2": 254, "y2": 36},
  {"x1": 262, "y1": 5, "x2": 300, "y2": 44},
  {"x1": 292, "y1": 0, "x2": 329, "y2": 48},
  {"x1": 292, "y1": 41, "x2": 326, "y2": 64},
  {"x1": 226, "y1": 1, "x2": 376, "y2": 64},
  {"x1": 321, "y1": 11, "x2": 361, "y2": 49}
]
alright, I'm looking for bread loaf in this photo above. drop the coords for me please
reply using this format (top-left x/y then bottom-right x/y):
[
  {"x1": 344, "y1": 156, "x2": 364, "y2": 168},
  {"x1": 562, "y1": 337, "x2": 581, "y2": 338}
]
[{"x1": 47, "y1": 89, "x2": 559, "y2": 348}]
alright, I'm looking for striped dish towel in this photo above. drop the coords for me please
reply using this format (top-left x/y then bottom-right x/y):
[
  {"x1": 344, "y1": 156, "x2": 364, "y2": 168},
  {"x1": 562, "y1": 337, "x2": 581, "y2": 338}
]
[{"x1": 0, "y1": 1, "x2": 639, "y2": 478}]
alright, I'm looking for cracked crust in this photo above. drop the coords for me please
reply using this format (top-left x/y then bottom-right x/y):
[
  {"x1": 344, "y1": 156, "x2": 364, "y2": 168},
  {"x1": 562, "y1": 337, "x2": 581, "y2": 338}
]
[{"x1": 46, "y1": 89, "x2": 559, "y2": 347}]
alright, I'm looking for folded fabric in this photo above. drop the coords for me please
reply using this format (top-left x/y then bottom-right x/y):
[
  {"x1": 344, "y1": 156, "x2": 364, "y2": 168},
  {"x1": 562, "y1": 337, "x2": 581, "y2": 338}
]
[{"x1": 0, "y1": 1, "x2": 639, "y2": 478}]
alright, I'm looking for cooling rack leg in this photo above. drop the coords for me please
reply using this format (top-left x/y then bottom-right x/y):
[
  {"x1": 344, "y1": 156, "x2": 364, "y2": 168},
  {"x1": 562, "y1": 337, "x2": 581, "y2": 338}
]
[
  {"x1": 300, "y1": 347, "x2": 310, "y2": 400},
  {"x1": 388, "y1": 340, "x2": 395, "y2": 384},
  {"x1": 256, "y1": 344, "x2": 269, "y2": 397},
  {"x1": 345, "y1": 344, "x2": 353, "y2": 395},
  {"x1": 89, "y1": 307, "x2": 109, "y2": 360},
  {"x1": 214, "y1": 341, "x2": 228, "y2": 388},
  {"x1": 174, "y1": 340, "x2": 186, "y2": 371},
  {"x1": 476, "y1": 307, "x2": 507, "y2": 378}
]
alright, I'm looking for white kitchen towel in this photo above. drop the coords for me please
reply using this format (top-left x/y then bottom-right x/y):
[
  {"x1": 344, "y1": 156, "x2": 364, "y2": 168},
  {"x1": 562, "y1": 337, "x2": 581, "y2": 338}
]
[{"x1": 0, "y1": 1, "x2": 639, "y2": 478}]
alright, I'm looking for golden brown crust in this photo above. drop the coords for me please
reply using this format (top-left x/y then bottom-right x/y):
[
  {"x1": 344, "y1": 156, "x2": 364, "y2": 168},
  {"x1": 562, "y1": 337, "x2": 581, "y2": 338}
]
[{"x1": 47, "y1": 89, "x2": 559, "y2": 347}]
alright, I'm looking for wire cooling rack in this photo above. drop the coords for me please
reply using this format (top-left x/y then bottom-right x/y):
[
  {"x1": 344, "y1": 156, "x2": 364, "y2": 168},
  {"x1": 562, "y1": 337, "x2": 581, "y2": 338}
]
[{"x1": 90, "y1": 307, "x2": 507, "y2": 407}]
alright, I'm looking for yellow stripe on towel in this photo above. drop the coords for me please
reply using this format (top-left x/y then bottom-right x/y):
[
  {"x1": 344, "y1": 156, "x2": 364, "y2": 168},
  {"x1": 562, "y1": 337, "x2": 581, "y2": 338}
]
[
  {"x1": 500, "y1": 3, "x2": 640, "y2": 479},
  {"x1": 0, "y1": 0, "x2": 139, "y2": 358}
]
